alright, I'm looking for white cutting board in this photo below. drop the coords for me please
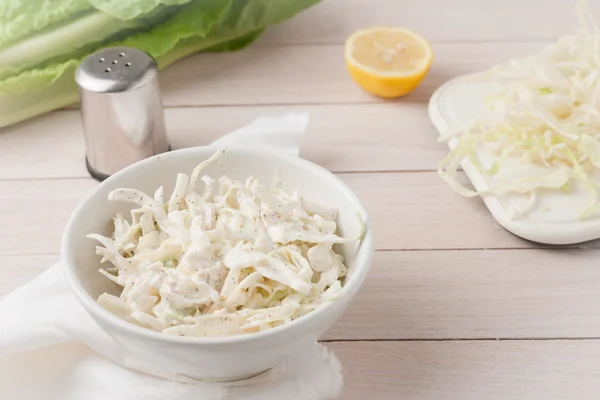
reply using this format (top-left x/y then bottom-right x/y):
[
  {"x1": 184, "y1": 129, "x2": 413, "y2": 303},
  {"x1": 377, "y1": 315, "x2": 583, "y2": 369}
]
[{"x1": 428, "y1": 75, "x2": 600, "y2": 245}]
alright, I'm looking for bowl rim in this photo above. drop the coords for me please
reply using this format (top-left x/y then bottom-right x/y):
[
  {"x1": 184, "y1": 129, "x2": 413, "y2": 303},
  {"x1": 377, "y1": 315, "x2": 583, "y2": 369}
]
[{"x1": 61, "y1": 146, "x2": 374, "y2": 345}]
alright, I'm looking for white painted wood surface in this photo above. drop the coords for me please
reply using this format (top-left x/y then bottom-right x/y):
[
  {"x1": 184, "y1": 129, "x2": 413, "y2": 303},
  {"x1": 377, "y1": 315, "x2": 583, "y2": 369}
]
[
  {"x1": 330, "y1": 341, "x2": 600, "y2": 400},
  {"x1": 1, "y1": 0, "x2": 598, "y2": 398}
]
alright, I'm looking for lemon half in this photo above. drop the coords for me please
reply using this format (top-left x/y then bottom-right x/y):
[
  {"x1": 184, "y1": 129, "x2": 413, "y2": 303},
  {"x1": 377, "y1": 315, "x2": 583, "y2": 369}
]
[{"x1": 345, "y1": 27, "x2": 433, "y2": 98}]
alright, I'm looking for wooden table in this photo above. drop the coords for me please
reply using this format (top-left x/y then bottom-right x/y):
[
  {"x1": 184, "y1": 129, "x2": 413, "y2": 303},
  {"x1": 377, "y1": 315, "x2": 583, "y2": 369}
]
[{"x1": 2, "y1": 0, "x2": 600, "y2": 398}]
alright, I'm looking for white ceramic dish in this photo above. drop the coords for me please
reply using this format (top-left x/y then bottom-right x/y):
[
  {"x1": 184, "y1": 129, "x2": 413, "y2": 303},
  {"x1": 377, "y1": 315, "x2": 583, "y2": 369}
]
[
  {"x1": 61, "y1": 147, "x2": 374, "y2": 381},
  {"x1": 429, "y1": 75, "x2": 600, "y2": 245}
]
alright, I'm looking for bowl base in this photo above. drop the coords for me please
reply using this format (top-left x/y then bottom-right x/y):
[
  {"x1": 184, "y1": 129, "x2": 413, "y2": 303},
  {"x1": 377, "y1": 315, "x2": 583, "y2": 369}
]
[{"x1": 181, "y1": 368, "x2": 272, "y2": 383}]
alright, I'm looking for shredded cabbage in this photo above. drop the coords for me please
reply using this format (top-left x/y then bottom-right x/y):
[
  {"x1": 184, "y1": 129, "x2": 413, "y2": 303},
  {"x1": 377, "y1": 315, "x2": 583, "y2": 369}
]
[
  {"x1": 438, "y1": 0, "x2": 600, "y2": 219},
  {"x1": 88, "y1": 150, "x2": 365, "y2": 337}
]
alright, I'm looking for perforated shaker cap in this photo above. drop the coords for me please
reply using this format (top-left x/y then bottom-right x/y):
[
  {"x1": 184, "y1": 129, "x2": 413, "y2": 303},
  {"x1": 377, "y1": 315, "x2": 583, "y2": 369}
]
[{"x1": 76, "y1": 46, "x2": 169, "y2": 181}]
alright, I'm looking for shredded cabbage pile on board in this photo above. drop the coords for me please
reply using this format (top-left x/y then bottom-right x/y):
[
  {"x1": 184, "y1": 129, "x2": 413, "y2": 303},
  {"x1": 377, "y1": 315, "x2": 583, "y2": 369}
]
[
  {"x1": 88, "y1": 150, "x2": 365, "y2": 337},
  {"x1": 438, "y1": 0, "x2": 600, "y2": 219}
]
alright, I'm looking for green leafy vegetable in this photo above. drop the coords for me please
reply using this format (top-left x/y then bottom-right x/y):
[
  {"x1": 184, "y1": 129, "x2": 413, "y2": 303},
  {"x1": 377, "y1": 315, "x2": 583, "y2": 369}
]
[
  {"x1": 207, "y1": 29, "x2": 264, "y2": 52},
  {"x1": 89, "y1": 0, "x2": 191, "y2": 20},
  {"x1": 0, "y1": 13, "x2": 139, "y2": 79},
  {"x1": 0, "y1": 0, "x2": 91, "y2": 49},
  {"x1": 0, "y1": 0, "x2": 321, "y2": 129}
]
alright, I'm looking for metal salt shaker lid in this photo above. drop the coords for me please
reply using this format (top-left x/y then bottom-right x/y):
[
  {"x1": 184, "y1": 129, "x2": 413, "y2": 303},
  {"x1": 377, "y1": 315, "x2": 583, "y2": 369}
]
[{"x1": 75, "y1": 46, "x2": 170, "y2": 181}]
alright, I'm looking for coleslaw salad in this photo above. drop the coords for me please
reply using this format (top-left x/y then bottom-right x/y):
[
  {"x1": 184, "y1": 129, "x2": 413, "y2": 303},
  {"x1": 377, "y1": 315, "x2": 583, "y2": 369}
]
[{"x1": 88, "y1": 149, "x2": 365, "y2": 337}]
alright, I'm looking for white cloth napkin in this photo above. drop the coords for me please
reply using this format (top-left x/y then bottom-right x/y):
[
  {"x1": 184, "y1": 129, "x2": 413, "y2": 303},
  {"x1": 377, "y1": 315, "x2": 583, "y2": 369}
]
[{"x1": 0, "y1": 114, "x2": 343, "y2": 400}]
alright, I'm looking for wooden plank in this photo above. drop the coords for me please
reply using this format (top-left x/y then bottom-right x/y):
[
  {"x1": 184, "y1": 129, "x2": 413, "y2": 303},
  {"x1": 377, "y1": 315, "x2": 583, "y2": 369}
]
[
  {"x1": 326, "y1": 249, "x2": 600, "y2": 340},
  {"x1": 0, "y1": 112, "x2": 88, "y2": 180},
  {"x1": 0, "y1": 172, "x2": 532, "y2": 256},
  {"x1": 0, "y1": 178, "x2": 98, "y2": 256},
  {"x1": 159, "y1": 42, "x2": 545, "y2": 106},
  {"x1": 330, "y1": 340, "x2": 600, "y2": 400},
  {"x1": 3, "y1": 249, "x2": 600, "y2": 340},
  {"x1": 0, "y1": 104, "x2": 444, "y2": 179},
  {"x1": 258, "y1": 0, "x2": 595, "y2": 45},
  {"x1": 55, "y1": 41, "x2": 552, "y2": 108},
  {"x1": 0, "y1": 41, "x2": 557, "y2": 181}
]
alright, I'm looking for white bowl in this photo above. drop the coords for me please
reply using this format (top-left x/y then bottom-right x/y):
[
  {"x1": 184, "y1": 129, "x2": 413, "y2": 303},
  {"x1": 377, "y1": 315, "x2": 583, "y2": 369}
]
[{"x1": 61, "y1": 147, "x2": 374, "y2": 381}]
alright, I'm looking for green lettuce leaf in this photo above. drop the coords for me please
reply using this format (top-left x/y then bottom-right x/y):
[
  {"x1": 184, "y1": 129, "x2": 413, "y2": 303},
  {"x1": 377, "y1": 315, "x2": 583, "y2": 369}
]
[
  {"x1": 90, "y1": 0, "x2": 191, "y2": 20},
  {"x1": 0, "y1": 0, "x2": 194, "y2": 51},
  {"x1": 206, "y1": 0, "x2": 320, "y2": 41},
  {"x1": 0, "y1": 13, "x2": 138, "y2": 79},
  {"x1": 206, "y1": 29, "x2": 264, "y2": 52},
  {"x1": 156, "y1": 0, "x2": 321, "y2": 67},
  {"x1": 0, "y1": 0, "x2": 321, "y2": 129},
  {"x1": 121, "y1": 0, "x2": 231, "y2": 58},
  {"x1": 0, "y1": 3, "x2": 189, "y2": 79},
  {"x1": 0, "y1": 61, "x2": 80, "y2": 129},
  {"x1": 0, "y1": 0, "x2": 241, "y2": 94},
  {"x1": 0, "y1": 0, "x2": 91, "y2": 49}
]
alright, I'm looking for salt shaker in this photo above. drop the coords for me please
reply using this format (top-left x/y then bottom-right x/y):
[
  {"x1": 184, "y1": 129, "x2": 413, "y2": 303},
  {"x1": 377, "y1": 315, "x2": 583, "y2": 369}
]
[{"x1": 75, "y1": 46, "x2": 170, "y2": 181}]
